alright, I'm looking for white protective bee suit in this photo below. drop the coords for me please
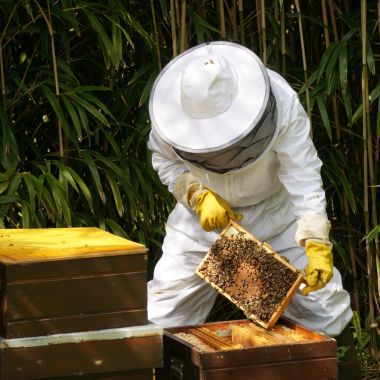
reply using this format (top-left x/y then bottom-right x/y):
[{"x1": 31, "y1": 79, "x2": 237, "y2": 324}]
[{"x1": 147, "y1": 42, "x2": 353, "y2": 336}]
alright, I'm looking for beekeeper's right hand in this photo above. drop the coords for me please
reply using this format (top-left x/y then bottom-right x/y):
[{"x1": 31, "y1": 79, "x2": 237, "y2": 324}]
[
  {"x1": 194, "y1": 190, "x2": 242, "y2": 231},
  {"x1": 172, "y1": 172, "x2": 241, "y2": 231}
]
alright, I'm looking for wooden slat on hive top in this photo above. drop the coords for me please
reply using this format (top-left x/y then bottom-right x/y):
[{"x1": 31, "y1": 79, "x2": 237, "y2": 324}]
[{"x1": 0, "y1": 227, "x2": 146, "y2": 263}]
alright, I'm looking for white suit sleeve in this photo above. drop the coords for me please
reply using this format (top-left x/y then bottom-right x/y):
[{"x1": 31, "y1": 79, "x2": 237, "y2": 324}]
[
  {"x1": 272, "y1": 93, "x2": 331, "y2": 246},
  {"x1": 148, "y1": 129, "x2": 204, "y2": 207}
]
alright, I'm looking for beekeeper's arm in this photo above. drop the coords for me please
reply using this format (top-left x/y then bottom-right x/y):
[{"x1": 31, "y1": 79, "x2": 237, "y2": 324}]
[
  {"x1": 148, "y1": 129, "x2": 238, "y2": 231},
  {"x1": 272, "y1": 93, "x2": 333, "y2": 296}
]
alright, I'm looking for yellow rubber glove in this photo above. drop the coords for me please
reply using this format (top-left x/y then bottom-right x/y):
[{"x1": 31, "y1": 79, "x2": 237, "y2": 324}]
[
  {"x1": 302, "y1": 240, "x2": 333, "y2": 296},
  {"x1": 194, "y1": 190, "x2": 242, "y2": 232}
]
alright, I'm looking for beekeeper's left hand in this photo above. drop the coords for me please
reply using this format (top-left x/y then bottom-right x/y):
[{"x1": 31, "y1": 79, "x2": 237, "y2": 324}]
[{"x1": 302, "y1": 240, "x2": 333, "y2": 296}]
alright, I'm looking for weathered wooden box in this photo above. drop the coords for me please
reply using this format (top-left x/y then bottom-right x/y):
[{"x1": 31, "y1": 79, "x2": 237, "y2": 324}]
[
  {"x1": 0, "y1": 324, "x2": 163, "y2": 379},
  {"x1": 0, "y1": 228, "x2": 148, "y2": 338},
  {"x1": 156, "y1": 319, "x2": 338, "y2": 380}
]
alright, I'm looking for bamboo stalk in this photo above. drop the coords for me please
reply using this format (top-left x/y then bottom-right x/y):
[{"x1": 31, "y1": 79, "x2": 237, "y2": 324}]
[
  {"x1": 361, "y1": 0, "x2": 378, "y2": 356},
  {"x1": 329, "y1": 0, "x2": 339, "y2": 42},
  {"x1": 0, "y1": 4, "x2": 16, "y2": 102},
  {"x1": 175, "y1": 0, "x2": 180, "y2": 29},
  {"x1": 294, "y1": 0, "x2": 312, "y2": 133},
  {"x1": 321, "y1": 0, "x2": 330, "y2": 47},
  {"x1": 280, "y1": 1, "x2": 286, "y2": 74},
  {"x1": 378, "y1": 0, "x2": 380, "y2": 37},
  {"x1": 219, "y1": 0, "x2": 226, "y2": 39},
  {"x1": 34, "y1": 0, "x2": 64, "y2": 158},
  {"x1": 255, "y1": 0, "x2": 263, "y2": 58},
  {"x1": 322, "y1": 1, "x2": 360, "y2": 312},
  {"x1": 231, "y1": 1, "x2": 238, "y2": 42},
  {"x1": 179, "y1": 0, "x2": 187, "y2": 53},
  {"x1": 376, "y1": 0, "x2": 380, "y2": 313},
  {"x1": 0, "y1": 41, "x2": 5, "y2": 100},
  {"x1": 260, "y1": 0, "x2": 267, "y2": 65},
  {"x1": 238, "y1": 0, "x2": 245, "y2": 44},
  {"x1": 150, "y1": 0, "x2": 162, "y2": 71},
  {"x1": 0, "y1": 1, "x2": 18, "y2": 81},
  {"x1": 170, "y1": 0, "x2": 177, "y2": 57},
  {"x1": 274, "y1": 1, "x2": 279, "y2": 69}
]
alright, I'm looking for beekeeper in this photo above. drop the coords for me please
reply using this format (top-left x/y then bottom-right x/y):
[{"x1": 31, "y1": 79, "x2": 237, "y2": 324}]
[{"x1": 147, "y1": 42, "x2": 353, "y2": 337}]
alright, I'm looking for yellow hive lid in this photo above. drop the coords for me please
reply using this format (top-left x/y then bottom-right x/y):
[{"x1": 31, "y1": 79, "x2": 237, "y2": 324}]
[{"x1": 0, "y1": 227, "x2": 146, "y2": 263}]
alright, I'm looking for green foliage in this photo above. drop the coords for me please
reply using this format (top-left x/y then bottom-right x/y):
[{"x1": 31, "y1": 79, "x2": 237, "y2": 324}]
[{"x1": 0, "y1": 0, "x2": 171, "y2": 250}]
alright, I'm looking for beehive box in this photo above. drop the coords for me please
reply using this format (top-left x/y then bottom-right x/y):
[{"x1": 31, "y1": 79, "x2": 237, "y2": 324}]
[
  {"x1": 0, "y1": 228, "x2": 148, "y2": 338},
  {"x1": 155, "y1": 319, "x2": 338, "y2": 380},
  {"x1": 196, "y1": 220, "x2": 305, "y2": 329},
  {"x1": 0, "y1": 324, "x2": 163, "y2": 380}
]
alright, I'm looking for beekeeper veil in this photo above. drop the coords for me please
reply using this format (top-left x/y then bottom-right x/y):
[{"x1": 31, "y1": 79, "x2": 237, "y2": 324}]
[{"x1": 149, "y1": 41, "x2": 277, "y2": 174}]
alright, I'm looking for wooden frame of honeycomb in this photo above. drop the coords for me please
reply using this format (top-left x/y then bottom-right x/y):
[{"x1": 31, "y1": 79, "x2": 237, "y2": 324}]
[{"x1": 196, "y1": 220, "x2": 306, "y2": 329}]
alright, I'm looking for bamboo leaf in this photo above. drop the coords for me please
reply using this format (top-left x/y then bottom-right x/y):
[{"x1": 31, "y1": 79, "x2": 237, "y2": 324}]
[
  {"x1": 127, "y1": 64, "x2": 153, "y2": 86},
  {"x1": 104, "y1": 170, "x2": 124, "y2": 217},
  {"x1": 74, "y1": 103, "x2": 90, "y2": 138},
  {"x1": 64, "y1": 166, "x2": 94, "y2": 212},
  {"x1": 352, "y1": 84, "x2": 380, "y2": 123},
  {"x1": 139, "y1": 71, "x2": 157, "y2": 107},
  {"x1": 317, "y1": 42, "x2": 338, "y2": 83},
  {"x1": 67, "y1": 92, "x2": 111, "y2": 126},
  {"x1": 92, "y1": 152, "x2": 126, "y2": 179},
  {"x1": 366, "y1": 38, "x2": 375, "y2": 75},
  {"x1": 365, "y1": 224, "x2": 380, "y2": 243},
  {"x1": 330, "y1": 237, "x2": 350, "y2": 268},
  {"x1": 82, "y1": 150, "x2": 106, "y2": 204},
  {"x1": 45, "y1": 172, "x2": 72, "y2": 226},
  {"x1": 130, "y1": 158, "x2": 155, "y2": 213},
  {"x1": 0, "y1": 174, "x2": 21, "y2": 220},
  {"x1": 104, "y1": 219, "x2": 130, "y2": 239},
  {"x1": 338, "y1": 43, "x2": 348, "y2": 92},
  {"x1": 342, "y1": 90, "x2": 353, "y2": 123},
  {"x1": 41, "y1": 85, "x2": 76, "y2": 144},
  {"x1": 0, "y1": 182, "x2": 9, "y2": 194},
  {"x1": 0, "y1": 167, "x2": 16, "y2": 182},
  {"x1": 53, "y1": 161, "x2": 79, "y2": 193},
  {"x1": 61, "y1": 94, "x2": 82, "y2": 142},
  {"x1": 112, "y1": 15, "x2": 123, "y2": 64},
  {"x1": 57, "y1": 58, "x2": 77, "y2": 80},
  {"x1": 316, "y1": 96, "x2": 332, "y2": 141},
  {"x1": 73, "y1": 86, "x2": 111, "y2": 92},
  {"x1": 0, "y1": 106, "x2": 19, "y2": 170},
  {"x1": 84, "y1": 9, "x2": 118, "y2": 67},
  {"x1": 79, "y1": 91, "x2": 116, "y2": 120},
  {"x1": 22, "y1": 173, "x2": 36, "y2": 214},
  {"x1": 21, "y1": 200, "x2": 31, "y2": 228},
  {"x1": 104, "y1": 131, "x2": 121, "y2": 156},
  {"x1": 122, "y1": 12, "x2": 152, "y2": 48}
]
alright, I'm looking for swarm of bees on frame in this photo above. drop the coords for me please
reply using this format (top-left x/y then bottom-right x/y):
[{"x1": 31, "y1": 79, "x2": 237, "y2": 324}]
[{"x1": 197, "y1": 232, "x2": 298, "y2": 324}]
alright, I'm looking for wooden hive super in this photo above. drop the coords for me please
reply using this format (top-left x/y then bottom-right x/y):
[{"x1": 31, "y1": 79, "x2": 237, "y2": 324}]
[
  {"x1": 0, "y1": 324, "x2": 162, "y2": 380},
  {"x1": 156, "y1": 319, "x2": 338, "y2": 380},
  {"x1": 196, "y1": 220, "x2": 305, "y2": 329},
  {"x1": 0, "y1": 227, "x2": 148, "y2": 338}
]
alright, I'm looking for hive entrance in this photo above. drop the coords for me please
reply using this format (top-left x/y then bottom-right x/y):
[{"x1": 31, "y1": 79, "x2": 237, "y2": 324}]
[{"x1": 196, "y1": 221, "x2": 305, "y2": 328}]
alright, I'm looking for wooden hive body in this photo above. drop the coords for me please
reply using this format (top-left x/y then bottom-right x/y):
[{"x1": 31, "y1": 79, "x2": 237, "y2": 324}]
[
  {"x1": 0, "y1": 324, "x2": 163, "y2": 380},
  {"x1": 156, "y1": 319, "x2": 338, "y2": 380},
  {"x1": 0, "y1": 227, "x2": 148, "y2": 338},
  {"x1": 196, "y1": 220, "x2": 305, "y2": 329}
]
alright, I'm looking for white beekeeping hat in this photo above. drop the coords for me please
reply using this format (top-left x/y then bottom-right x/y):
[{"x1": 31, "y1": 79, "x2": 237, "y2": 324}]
[{"x1": 149, "y1": 41, "x2": 276, "y2": 173}]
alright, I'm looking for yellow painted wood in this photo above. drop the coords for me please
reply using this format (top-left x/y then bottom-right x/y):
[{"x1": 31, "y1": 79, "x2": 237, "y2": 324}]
[{"x1": 0, "y1": 228, "x2": 146, "y2": 263}]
